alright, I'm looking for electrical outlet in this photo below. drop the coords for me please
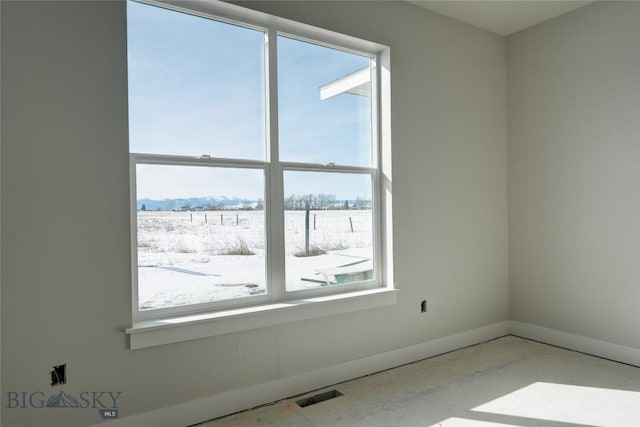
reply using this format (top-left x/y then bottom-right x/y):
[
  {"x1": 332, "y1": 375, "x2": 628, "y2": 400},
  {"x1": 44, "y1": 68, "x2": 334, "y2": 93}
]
[
  {"x1": 420, "y1": 300, "x2": 427, "y2": 313},
  {"x1": 51, "y1": 364, "x2": 67, "y2": 386}
]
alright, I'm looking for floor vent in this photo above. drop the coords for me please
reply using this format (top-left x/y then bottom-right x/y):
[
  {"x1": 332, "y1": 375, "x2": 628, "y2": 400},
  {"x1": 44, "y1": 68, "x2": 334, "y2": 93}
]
[{"x1": 296, "y1": 389, "x2": 343, "y2": 408}]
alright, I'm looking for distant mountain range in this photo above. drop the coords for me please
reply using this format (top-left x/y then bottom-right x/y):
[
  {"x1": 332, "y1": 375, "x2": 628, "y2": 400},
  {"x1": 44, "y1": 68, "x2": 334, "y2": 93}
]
[{"x1": 137, "y1": 196, "x2": 259, "y2": 211}]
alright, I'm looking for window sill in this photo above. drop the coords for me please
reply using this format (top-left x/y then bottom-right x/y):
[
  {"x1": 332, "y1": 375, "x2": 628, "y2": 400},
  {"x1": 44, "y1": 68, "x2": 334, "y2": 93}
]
[{"x1": 126, "y1": 287, "x2": 398, "y2": 349}]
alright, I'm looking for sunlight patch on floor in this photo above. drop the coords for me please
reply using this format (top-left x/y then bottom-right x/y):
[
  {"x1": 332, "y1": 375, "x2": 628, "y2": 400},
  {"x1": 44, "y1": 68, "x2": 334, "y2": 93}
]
[
  {"x1": 430, "y1": 417, "x2": 520, "y2": 427},
  {"x1": 473, "y1": 382, "x2": 640, "y2": 427}
]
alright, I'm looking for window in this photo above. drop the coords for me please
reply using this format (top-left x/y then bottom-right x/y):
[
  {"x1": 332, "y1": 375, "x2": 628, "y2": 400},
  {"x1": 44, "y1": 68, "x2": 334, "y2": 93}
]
[{"x1": 127, "y1": 0, "x2": 393, "y2": 335}]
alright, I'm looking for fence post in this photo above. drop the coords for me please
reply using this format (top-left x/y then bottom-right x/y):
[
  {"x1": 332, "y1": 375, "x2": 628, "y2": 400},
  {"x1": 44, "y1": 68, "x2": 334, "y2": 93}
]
[
  {"x1": 349, "y1": 217, "x2": 354, "y2": 232},
  {"x1": 305, "y1": 209, "x2": 310, "y2": 256}
]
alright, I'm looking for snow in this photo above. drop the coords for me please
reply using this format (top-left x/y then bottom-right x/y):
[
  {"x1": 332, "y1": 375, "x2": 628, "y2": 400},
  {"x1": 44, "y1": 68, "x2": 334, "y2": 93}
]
[{"x1": 136, "y1": 210, "x2": 373, "y2": 311}]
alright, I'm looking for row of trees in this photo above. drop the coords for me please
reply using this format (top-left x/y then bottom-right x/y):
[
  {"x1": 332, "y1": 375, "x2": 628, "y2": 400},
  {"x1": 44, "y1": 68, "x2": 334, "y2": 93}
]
[
  {"x1": 139, "y1": 194, "x2": 371, "y2": 212},
  {"x1": 284, "y1": 194, "x2": 371, "y2": 210}
]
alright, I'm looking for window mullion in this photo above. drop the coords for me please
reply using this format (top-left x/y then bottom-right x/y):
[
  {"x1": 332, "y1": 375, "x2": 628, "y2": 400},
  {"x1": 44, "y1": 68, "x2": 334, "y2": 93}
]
[{"x1": 266, "y1": 27, "x2": 286, "y2": 301}]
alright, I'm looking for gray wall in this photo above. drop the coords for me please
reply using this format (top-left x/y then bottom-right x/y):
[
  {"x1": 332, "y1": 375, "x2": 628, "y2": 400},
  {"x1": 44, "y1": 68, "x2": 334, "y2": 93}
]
[
  {"x1": 508, "y1": 1, "x2": 640, "y2": 349},
  {"x1": 1, "y1": 1, "x2": 508, "y2": 425}
]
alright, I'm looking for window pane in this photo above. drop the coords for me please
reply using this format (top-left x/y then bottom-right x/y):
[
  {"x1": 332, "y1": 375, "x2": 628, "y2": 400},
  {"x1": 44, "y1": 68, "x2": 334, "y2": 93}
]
[
  {"x1": 284, "y1": 171, "x2": 374, "y2": 291},
  {"x1": 278, "y1": 36, "x2": 372, "y2": 166},
  {"x1": 127, "y1": 1, "x2": 266, "y2": 160},
  {"x1": 136, "y1": 164, "x2": 266, "y2": 310}
]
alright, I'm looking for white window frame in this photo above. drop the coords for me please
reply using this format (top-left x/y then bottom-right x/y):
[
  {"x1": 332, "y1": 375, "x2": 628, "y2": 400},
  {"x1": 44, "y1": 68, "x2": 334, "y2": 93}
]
[{"x1": 126, "y1": 0, "x2": 395, "y2": 349}]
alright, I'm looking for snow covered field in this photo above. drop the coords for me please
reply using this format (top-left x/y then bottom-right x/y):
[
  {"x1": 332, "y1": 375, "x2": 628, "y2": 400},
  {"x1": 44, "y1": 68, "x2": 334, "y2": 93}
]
[{"x1": 136, "y1": 209, "x2": 373, "y2": 310}]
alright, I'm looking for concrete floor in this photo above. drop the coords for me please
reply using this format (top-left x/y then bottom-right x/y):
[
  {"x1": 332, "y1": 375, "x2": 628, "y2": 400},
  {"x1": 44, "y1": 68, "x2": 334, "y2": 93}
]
[{"x1": 196, "y1": 336, "x2": 640, "y2": 427}]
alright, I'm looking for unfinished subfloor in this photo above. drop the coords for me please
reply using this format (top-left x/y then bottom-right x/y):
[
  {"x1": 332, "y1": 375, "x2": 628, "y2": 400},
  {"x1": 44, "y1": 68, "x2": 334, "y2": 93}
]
[{"x1": 196, "y1": 336, "x2": 640, "y2": 427}]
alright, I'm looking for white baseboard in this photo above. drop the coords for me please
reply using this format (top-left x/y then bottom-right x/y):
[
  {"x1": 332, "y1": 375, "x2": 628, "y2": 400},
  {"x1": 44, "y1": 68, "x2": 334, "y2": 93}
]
[
  {"x1": 510, "y1": 321, "x2": 640, "y2": 367},
  {"x1": 96, "y1": 321, "x2": 510, "y2": 427},
  {"x1": 92, "y1": 321, "x2": 639, "y2": 427}
]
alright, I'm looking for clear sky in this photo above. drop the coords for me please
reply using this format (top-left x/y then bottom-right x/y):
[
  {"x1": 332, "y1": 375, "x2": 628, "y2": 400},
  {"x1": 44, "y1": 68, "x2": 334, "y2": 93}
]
[{"x1": 128, "y1": 0, "x2": 373, "y2": 201}]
